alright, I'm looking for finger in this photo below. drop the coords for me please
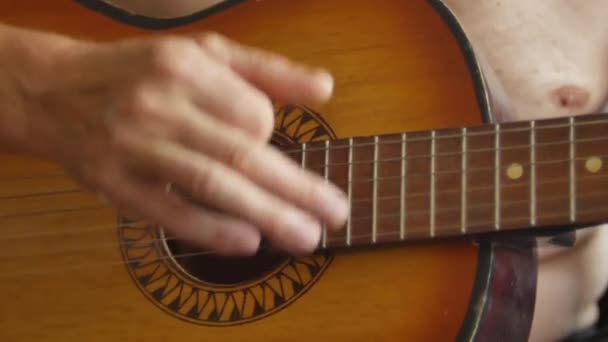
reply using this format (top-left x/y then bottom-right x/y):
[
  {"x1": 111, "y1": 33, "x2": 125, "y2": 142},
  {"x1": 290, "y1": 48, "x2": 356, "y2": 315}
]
[
  {"x1": 97, "y1": 167, "x2": 262, "y2": 257},
  {"x1": 115, "y1": 91, "x2": 348, "y2": 231},
  {"x1": 169, "y1": 100, "x2": 349, "y2": 230},
  {"x1": 138, "y1": 37, "x2": 276, "y2": 142},
  {"x1": 184, "y1": 47, "x2": 276, "y2": 141},
  {"x1": 85, "y1": 36, "x2": 274, "y2": 142},
  {"x1": 195, "y1": 33, "x2": 334, "y2": 104},
  {"x1": 118, "y1": 132, "x2": 323, "y2": 254}
]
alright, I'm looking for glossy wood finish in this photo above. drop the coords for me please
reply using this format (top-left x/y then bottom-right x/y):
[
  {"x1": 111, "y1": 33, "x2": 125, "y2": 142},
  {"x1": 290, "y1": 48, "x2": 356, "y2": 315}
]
[{"x1": 0, "y1": 1, "x2": 535, "y2": 341}]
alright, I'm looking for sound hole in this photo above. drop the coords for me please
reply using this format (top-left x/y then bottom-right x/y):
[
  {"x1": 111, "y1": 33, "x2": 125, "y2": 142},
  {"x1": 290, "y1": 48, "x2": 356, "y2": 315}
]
[{"x1": 165, "y1": 239, "x2": 287, "y2": 285}]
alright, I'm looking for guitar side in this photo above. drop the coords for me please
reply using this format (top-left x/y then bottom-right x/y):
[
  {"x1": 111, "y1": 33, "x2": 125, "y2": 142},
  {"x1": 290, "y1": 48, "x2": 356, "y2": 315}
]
[{"x1": 0, "y1": 1, "x2": 536, "y2": 341}]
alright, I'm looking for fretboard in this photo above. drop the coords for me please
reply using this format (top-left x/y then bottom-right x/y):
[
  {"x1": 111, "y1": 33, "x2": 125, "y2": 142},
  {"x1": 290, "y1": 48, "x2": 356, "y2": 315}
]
[{"x1": 282, "y1": 113, "x2": 608, "y2": 249}]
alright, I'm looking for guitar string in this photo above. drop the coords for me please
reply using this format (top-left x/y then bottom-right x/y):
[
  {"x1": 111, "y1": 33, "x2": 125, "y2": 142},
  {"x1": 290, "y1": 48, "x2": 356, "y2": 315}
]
[
  {"x1": 0, "y1": 116, "x2": 606, "y2": 184},
  {"x1": 0, "y1": 188, "x2": 605, "y2": 258},
  {"x1": 4, "y1": 167, "x2": 602, "y2": 218},
  {"x1": 0, "y1": 154, "x2": 594, "y2": 201},
  {"x1": 0, "y1": 204, "x2": 606, "y2": 279},
  {"x1": 2, "y1": 132, "x2": 605, "y2": 193},
  {"x1": 1, "y1": 155, "x2": 606, "y2": 222},
  {"x1": 0, "y1": 117, "x2": 605, "y2": 259},
  {"x1": 1, "y1": 151, "x2": 606, "y2": 229},
  {"x1": 0, "y1": 205, "x2": 107, "y2": 220},
  {"x1": 0, "y1": 180, "x2": 605, "y2": 244},
  {"x1": 0, "y1": 189, "x2": 81, "y2": 200},
  {"x1": 0, "y1": 172, "x2": 601, "y2": 242},
  {"x1": 0, "y1": 188, "x2": 606, "y2": 260},
  {"x1": 1, "y1": 145, "x2": 605, "y2": 203}
]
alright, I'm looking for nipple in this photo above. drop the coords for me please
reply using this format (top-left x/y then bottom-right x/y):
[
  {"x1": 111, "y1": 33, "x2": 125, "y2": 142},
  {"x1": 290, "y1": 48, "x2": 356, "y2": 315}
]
[{"x1": 552, "y1": 85, "x2": 590, "y2": 110}]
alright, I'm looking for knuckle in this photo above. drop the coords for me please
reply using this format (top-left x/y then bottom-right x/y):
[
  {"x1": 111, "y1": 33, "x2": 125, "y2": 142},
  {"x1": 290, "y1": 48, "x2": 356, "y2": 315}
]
[
  {"x1": 229, "y1": 94, "x2": 274, "y2": 141},
  {"x1": 249, "y1": 97, "x2": 275, "y2": 140},
  {"x1": 171, "y1": 116, "x2": 193, "y2": 140},
  {"x1": 223, "y1": 138, "x2": 255, "y2": 170},
  {"x1": 150, "y1": 38, "x2": 200, "y2": 79},
  {"x1": 190, "y1": 165, "x2": 220, "y2": 199},
  {"x1": 197, "y1": 32, "x2": 223, "y2": 49},
  {"x1": 196, "y1": 32, "x2": 230, "y2": 61},
  {"x1": 264, "y1": 204, "x2": 296, "y2": 238},
  {"x1": 110, "y1": 130, "x2": 139, "y2": 161},
  {"x1": 302, "y1": 179, "x2": 326, "y2": 205},
  {"x1": 123, "y1": 85, "x2": 157, "y2": 118}
]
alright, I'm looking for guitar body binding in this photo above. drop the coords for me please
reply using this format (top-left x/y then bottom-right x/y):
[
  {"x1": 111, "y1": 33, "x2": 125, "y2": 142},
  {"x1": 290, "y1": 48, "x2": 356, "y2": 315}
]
[{"x1": 0, "y1": 1, "x2": 539, "y2": 340}]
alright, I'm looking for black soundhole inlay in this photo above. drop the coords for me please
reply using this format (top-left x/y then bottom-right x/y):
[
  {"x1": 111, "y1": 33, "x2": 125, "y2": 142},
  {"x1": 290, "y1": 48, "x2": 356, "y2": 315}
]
[{"x1": 118, "y1": 105, "x2": 337, "y2": 326}]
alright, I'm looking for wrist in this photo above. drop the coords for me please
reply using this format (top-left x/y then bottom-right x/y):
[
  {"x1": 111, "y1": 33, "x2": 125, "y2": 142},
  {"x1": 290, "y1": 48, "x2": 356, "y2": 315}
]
[{"x1": 0, "y1": 24, "x2": 79, "y2": 158}]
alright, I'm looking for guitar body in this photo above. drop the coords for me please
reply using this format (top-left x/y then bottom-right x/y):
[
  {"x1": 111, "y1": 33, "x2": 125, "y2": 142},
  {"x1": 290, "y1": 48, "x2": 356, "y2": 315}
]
[{"x1": 0, "y1": 1, "x2": 537, "y2": 341}]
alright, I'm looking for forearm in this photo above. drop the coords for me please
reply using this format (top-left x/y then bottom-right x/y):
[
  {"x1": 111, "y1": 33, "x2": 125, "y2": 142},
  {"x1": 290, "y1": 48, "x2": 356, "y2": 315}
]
[
  {"x1": 0, "y1": 23, "x2": 75, "y2": 156},
  {"x1": 0, "y1": 24, "x2": 32, "y2": 154}
]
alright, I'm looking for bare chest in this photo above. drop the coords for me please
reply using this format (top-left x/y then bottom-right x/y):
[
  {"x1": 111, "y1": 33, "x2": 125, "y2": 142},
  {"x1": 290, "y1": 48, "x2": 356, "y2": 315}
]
[{"x1": 445, "y1": 0, "x2": 608, "y2": 121}]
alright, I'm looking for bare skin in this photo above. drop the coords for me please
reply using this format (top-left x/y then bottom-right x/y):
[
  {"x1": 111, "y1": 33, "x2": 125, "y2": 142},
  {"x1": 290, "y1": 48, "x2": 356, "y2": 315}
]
[
  {"x1": 442, "y1": 1, "x2": 608, "y2": 341},
  {"x1": 2, "y1": 0, "x2": 607, "y2": 341},
  {"x1": 0, "y1": 24, "x2": 349, "y2": 256}
]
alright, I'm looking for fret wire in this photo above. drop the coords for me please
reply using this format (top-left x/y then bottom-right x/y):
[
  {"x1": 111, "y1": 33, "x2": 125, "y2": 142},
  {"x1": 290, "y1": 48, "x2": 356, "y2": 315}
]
[
  {"x1": 278, "y1": 116, "x2": 608, "y2": 155},
  {"x1": 569, "y1": 117, "x2": 576, "y2": 222},
  {"x1": 342, "y1": 171, "x2": 608, "y2": 206},
  {"x1": 430, "y1": 130, "x2": 436, "y2": 237},
  {"x1": 330, "y1": 190, "x2": 608, "y2": 225},
  {"x1": 322, "y1": 140, "x2": 329, "y2": 248},
  {"x1": 325, "y1": 154, "x2": 604, "y2": 187},
  {"x1": 293, "y1": 135, "x2": 608, "y2": 170},
  {"x1": 346, "y1": 138, "x2": 353, "y2": 246},
  {"x1": 317, "y1": 203, "x2": 608, "y2": 246},
  {"x1": 494, "y1": 124, "x2": 501, "y2": 230},
  {"x1": 530, "y1": 121, "x2": 537, "y2": 226},
  {"x1": 400, "y1": 133, "x2": 407, "y2": 240},
  {"x1": 372, "y1": 136, "x2": 379, "y2": 244},
  {"x1": 461, "y1": 128, "x2": 467, "y2": 234}
]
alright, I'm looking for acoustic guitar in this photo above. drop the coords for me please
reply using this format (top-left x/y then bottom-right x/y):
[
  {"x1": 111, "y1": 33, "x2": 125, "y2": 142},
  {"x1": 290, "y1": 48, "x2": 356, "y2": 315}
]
[{"x1": 2, "y1": 1, "x2": 606, "y2": 341}]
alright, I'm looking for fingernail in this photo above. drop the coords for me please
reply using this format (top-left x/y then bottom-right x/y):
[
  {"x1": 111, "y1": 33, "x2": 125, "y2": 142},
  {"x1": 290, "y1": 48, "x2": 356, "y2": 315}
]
[
  {"x1": 315, "y1": 70, "x2": 334, "y2": 99},
  {"x1": 320, "y1": 187, "x2": 349, "y2": 229}
]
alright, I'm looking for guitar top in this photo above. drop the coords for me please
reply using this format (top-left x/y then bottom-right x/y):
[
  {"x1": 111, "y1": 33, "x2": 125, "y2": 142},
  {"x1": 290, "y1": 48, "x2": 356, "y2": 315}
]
[{"x1": 11, "y1": 0, "x2": 608, "y2": 340}]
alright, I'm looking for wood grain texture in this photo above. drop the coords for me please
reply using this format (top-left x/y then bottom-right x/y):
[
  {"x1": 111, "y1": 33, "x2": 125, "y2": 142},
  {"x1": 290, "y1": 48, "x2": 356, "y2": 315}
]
[{"x1": 0, "y1": 1, "x2": 535, "y2": 341}]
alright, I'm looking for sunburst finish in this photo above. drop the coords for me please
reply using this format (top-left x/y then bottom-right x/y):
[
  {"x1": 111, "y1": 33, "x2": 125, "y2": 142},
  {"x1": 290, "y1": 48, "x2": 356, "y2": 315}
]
[{"x1": 0, "y1": 1, "x2": 536, "y2": 341}]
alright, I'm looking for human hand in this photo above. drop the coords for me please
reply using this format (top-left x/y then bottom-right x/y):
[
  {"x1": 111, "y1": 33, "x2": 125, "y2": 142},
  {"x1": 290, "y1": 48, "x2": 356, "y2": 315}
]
[{"x1": 7, "y1": 30, "x2": 349, "y2": 256}]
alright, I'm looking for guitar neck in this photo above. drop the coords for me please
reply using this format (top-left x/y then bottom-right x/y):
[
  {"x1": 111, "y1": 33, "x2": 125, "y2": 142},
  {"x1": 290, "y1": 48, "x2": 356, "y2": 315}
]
[{"x1": 282, "y1": 113, "x2": 608, "y2": 248}]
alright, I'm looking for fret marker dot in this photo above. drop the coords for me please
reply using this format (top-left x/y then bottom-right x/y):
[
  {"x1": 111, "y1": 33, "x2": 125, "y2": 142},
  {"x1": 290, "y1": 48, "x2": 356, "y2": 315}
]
[
  {"x1": 507, "y1": 163, "x2": 524, "y2": 180},
  {"x1": 585, "y1": 157, "x2": 602, "y2": 173}
]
